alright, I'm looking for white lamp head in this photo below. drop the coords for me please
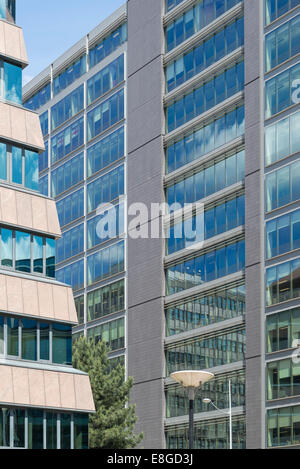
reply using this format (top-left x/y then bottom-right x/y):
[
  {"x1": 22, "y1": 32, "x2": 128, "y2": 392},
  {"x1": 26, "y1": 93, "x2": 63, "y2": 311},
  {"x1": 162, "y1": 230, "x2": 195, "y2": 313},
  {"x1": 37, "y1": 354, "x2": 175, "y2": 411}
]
[
  {"x1": 202, "y1": 398, "x2": 212, "y2": 404},
  {"x1": 170, "y1": 370, "x2": 214, "y2": 388}
]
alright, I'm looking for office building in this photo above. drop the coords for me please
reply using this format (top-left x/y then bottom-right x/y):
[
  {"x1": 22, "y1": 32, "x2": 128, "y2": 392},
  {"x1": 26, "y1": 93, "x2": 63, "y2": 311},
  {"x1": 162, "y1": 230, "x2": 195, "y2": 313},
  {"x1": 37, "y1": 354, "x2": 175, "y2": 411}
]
[
  {"x1": 23, "y1": 0, "x2": 300, "y2": 449},
  {"x1": 0, "y1": 0, "x2": 95, "y2": 449}
]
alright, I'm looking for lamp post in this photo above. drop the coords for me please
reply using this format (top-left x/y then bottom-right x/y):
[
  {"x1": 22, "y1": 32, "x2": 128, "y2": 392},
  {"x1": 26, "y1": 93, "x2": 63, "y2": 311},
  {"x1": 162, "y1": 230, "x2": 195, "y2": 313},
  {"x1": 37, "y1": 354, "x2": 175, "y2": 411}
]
[
  {"x1": 203, "y1": 378, "x2": 233, "y2": 449},
  {"x1": 170, "y1": 370, "x2": 214, "y2": 450}
]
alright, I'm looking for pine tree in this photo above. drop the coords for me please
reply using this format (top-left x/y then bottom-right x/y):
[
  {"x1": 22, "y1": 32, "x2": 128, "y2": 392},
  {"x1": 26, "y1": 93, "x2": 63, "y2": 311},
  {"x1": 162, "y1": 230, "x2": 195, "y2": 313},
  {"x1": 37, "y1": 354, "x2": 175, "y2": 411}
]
[{"x1": 73, "y1": 336, "x2": 143, "y2": 449}]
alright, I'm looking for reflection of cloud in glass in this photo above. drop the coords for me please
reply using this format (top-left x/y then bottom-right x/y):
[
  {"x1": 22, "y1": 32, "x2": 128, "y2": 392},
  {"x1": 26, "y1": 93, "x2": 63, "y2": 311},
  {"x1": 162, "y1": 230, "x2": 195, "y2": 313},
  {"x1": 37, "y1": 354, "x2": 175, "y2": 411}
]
[{"x1": 6, "y1": 84, "x2": 20, "y2": 104}]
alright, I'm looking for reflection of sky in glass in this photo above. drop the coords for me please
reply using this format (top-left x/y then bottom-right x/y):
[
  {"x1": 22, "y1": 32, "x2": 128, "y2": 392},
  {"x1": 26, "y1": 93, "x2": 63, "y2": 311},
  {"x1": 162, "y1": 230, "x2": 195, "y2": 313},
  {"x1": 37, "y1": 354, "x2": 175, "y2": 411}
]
[
  {"x1": 0, "y1": 143, "x2": 6, "y2": 181},
  {"x1": 4, "y1": 62, "x2": 22, "y2": 104},
  {"x1": 16, "y1": 231, "x2": 30, "y2": 261},
  {"x1": 0, "y1": 0, "x2": 5, "y2": 19},
  {"x1": 1, "y1": 228, "x2": 12, "y2": 263}
]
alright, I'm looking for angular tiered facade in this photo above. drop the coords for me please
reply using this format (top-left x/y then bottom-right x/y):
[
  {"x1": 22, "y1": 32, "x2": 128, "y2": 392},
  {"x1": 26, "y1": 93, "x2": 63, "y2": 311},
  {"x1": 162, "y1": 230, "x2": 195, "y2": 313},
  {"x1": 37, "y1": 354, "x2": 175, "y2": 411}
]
[{"x1": 0, "y1": 0, "x2": 95, "y2": 449}]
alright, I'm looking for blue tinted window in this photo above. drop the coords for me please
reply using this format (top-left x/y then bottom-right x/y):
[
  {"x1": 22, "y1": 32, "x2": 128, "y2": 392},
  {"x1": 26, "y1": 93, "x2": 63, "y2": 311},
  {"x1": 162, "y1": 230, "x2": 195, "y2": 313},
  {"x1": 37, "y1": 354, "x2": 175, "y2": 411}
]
[
  {"x1": 56, "y1": 188, "x2": 84, "y2": 227},
  {"x1": 266, "y1": 0, "x2": 300, "y2": 25},
  {"x1": 39, "y1": 174, "x2": 48, "y2": 196},
  {"x1": 40, "y1": 111, "x2": 49, "y2": 137},
  {"x1": 166, "y1": 149, "x2": 245, "y2": 208},
  {"x1": 266, "y1": 62, "x2": 300, "y2": 118},
  {"x1": 167, "y1": 195, "x2": 245, "y2": 255},
  {"x1": 87, "y1": 55, "x2": 124, "y2": 105},
  {"x1": 53, "y1": 55, "x2": 86, "y2": 97},
  {"x1": 0, "y1": 142, "x2": 7, "y2": 181},
  {"x1": 23, "y1": 83, "x2": 51, "y2": 111},
  {"x1": 166, "y1": 106, "x2": 244, "y2": 173},
  {"x1": 166, "y1": 0, "x2": 240, "y2": 51},
  {"x1": 12, "y1": 146, "x2": 22, "y2": 185},
  {"x1": 87, "y1": 126, "x2": 124, "y2": 177},
  {"x1": 266, "y1": 161, "x2": 300, "y2": 211},
  {"x1": 51, "y1": 85, "x2": 84, "y2": 130},
  {"x1": 51, "y1": 152, "x2": 84, "y2": 197},
  {"x1": 2, "y1": 61, "x2": 22, "y2": 104},
  {"x1": 87, "y1": 89, "x2": 124, "y2": 141},
  {"x1": 87, "y1": 241, "x2": 124, "y2": 286},
  {"x1": 56, "y1": 259, "x2": 84, "y2": 291},
  {"x1": 87, "y1": 203, "x2": 124, "y2": 249},
  {"x1": 39, "y1": 141, "x2": 48, "y2": 172},
  {"x1": 167, "y1": 61, "x2": 244, "y2": 132},
  {"x1": 51, "y1": 117, "x2": 84, "y2": 164},
  {"x1": 56, "y1": 224, "x2": 84, "y2": 264},
  {"x1": 25, "y1": 150, "x2": 39, "y2": 191},
  {"x1": 87, "y1": 164, "x2": 124, "y2": 213},
  {"x1": 266, "y1": 208, "x2": 300, "y2": 258},
  {"x1": 166, "y1": 240, "x2": 245, "y2": 295},
  {"x1": 89, "y1": 23, "x2": 127, "y2": 69},
  {"x1": 166, "y1": 18, "x2": 244, "y2": 92}
]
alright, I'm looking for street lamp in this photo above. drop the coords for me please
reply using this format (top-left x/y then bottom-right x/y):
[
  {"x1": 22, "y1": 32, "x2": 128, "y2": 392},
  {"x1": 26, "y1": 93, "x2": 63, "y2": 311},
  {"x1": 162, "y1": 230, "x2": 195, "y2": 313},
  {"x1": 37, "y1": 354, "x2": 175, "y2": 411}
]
[
  {"x1": 202, "y1": 379, "x2": 233, "y2": 449},
  {"x1": 170, "y1": 370, "x2": 214, "y2": 450}
]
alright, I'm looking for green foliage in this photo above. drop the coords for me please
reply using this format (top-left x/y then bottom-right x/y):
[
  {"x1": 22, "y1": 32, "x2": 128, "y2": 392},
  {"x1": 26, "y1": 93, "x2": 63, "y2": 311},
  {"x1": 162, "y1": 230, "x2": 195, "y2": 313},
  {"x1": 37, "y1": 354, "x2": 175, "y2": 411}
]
[{"x1": 73, "y1": 336, "x2": 143, "y2": 449}]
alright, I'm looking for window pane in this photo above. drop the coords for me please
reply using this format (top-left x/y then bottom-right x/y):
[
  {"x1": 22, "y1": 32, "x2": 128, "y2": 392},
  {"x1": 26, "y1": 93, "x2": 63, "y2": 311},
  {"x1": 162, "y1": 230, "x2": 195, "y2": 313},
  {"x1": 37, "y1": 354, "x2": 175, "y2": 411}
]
[
  {"x1": 28, "y1": 409, "x2": 44, "y2": 449},
  {"x1": 52, "y1": 324, "x2": 72, "y2": 365},
  {"x1": 74, "y1": 414, "x2": 89, "y2": 449},
  {"x1": 60, "y1": 414, "x2": 71, "y2": 449},
  {"x1": 0, "y1": 143, "x2": 7, "y2": 180},
  {"x1": 1, "y1": 228, "x2": 13, "y2": 268},
  {"x1": 12, "y1": 146, "x2": 22, "y2": 185},
  {"x1": 22, "y1": 318, "x2": 37, "y2": 361},
  {"x1": 14, "y1": 409, "x2": 25, "y2": 448},
  {"x1": 46, "y1": 413, "x2": 57, "y2": 449},
  {"x1": 15, "y1": 231, "x2": 31, "y2": 273},
  {"x1": 40, "y1": 322, "x2": 50, "y2": 361},
  {"x1": 7, "y1": 317, "x2": 19, "y2": 356}
]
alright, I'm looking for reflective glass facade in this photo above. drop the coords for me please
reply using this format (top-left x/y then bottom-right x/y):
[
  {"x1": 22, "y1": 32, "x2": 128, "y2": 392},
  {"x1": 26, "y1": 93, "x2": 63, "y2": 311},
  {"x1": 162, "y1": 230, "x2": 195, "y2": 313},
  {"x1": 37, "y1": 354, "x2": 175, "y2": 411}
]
[
  {"x1": 0, "y1": 407, "x2": 88, "y2": 449},
  {"x1": 165, "y1": 0, "x2": 240, "y2": 52},
  {"x1": 166, "y1": 284, "x2": 245, "y2": 335},
  {"x1": 167, "y1": 59, "x2": 244, "y2": 132},
  {"x1": 166, "y1": 416, "x2": 246, "y2": 449},
  {"x1": 166, "y1": 17, "x2": 244, "y2": 92},
  {"x1": 166, "y1": 106, "x2": 244, "y2": 173},
  {"x1": 165, "y1": 327, "x2": 245, "y2": 374},
  {"x1": 25, "y1": 13, "x2": 128, "y2": 379},
  {"x1": 166, "y1": 370, "x2": 245, "y2": 417}
]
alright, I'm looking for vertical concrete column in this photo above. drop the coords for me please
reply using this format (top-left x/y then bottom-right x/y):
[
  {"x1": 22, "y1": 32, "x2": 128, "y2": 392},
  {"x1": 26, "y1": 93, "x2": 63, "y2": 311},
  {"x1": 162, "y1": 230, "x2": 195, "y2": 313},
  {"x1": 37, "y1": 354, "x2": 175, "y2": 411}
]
[
  {"x1": 244, "y1": 0, "x2": 265, "y2": 449},
  {"x1": 127, "y1": 0, "x2": 165, "y2": 449}
]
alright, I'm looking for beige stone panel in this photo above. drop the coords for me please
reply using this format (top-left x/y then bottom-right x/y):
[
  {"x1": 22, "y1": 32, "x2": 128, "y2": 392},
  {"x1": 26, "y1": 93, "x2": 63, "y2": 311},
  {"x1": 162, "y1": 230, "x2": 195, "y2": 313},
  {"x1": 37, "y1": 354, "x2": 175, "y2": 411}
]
[
  {"x1": 28, "y1": 369, "x2": 46, "y2": 407},
  {"x1": 0, "y1": 22, "x2": 5, "y2": 58},
  {"x1": 44, "y1": 371, "x2": 61, "y2": 408},
  {"x1": 0, "y1": 365, "x2": 14, "y2": 404},
  {"x1": 0, "y1": 275, "x2": 7, "y2": 312},
  {"x1": 22, "y1": 279, "x2": 39, "y2": 318},
  {"x1": 10, "y1": 104, "x2": 27, "y2": 144},
  {"x1": 74, "y1": 374, "x2": 95, "y2": 412},
  {"x1": 16, "y1": 190, "x2": 33, "y2": 230},
  {"x1": 0, "y1": 101, "x2": 12, "y2": 139},
  {"x1": 6, "y1": 276, "x2": 23, "y2": 314},
  {"x1": 25, "y1": 111, "x2": 44, "y2": 150},
  {"x1": 31, "y1": 196, "x2": 48, "y2": 233},
  {"x1": 0, "y1": 186, "x2": 17, "y2": 225},
  {"x1": 59, "y1": 373, "x2": 76, "y2": 410},
  {"x1": 18, "y1": 28, "x2": 28, "y2": 63},
  {"x1": 37, "y1": 281, "x2": 54, "y2": 319},
  {"x1": 67, "y1": 287, "x2": 78, "y2": 323},
  {"x1": 12, "y1": 367, "x2": 30, "y2": 405},
  {"x1": 46, "y1": 199, "x2": 61, "y2": 238},
  {"x1": 52, "y1": 284, "x2": 69, "y2": 322},
  {"x1": 4, "y1": 22, "x2": 21, "y2": 61}
]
